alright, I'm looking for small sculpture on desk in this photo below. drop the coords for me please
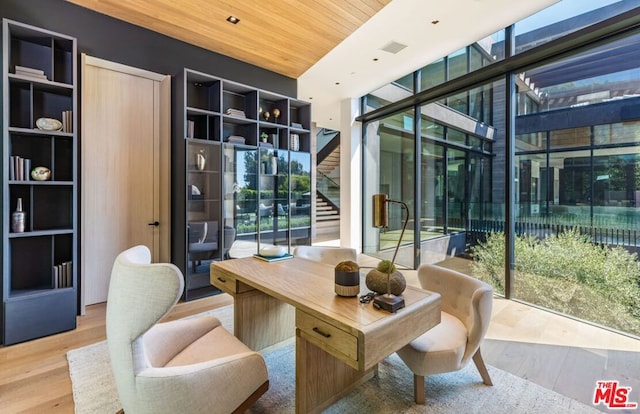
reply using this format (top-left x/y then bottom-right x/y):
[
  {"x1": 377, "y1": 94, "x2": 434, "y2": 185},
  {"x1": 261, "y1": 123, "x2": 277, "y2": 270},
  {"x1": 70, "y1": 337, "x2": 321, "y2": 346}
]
[
  {"x1": 365, "y1": 259, "x2": 406, "y2": 296},
  {"x1": 335, "y1": 260, "x2": 360, "y2": 297}
]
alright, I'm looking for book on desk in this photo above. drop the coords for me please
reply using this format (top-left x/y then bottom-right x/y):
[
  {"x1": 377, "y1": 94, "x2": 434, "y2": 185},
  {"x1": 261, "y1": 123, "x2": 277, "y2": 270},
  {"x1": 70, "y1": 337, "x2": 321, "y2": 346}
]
[{"x1": 253, "y1": 253, "x2": 294, "y2": 262}]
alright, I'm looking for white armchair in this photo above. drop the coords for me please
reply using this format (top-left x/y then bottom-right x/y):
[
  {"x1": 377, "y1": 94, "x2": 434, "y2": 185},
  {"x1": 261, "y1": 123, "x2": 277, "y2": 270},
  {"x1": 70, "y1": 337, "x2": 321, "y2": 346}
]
[
  {"x1": 396, "y1": 264, "x2": 493, "y2": 404},
  {"x1": 106, "y1": 245, "x2": 268, "y2": 414},
  {"x1": 293, "y1": 246, "x2": 357, "y2": 266}
]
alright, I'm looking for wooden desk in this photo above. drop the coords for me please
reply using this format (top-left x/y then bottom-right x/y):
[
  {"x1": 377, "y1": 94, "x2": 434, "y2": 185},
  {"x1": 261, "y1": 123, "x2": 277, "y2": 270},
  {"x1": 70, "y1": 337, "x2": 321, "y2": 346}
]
[{"x1": 211, "y1": 257, "x2": 441, "y2": 413}]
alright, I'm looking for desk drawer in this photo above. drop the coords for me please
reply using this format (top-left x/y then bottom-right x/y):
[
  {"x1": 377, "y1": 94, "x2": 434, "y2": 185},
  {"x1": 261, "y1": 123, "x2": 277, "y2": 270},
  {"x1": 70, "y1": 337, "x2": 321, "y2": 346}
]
[
  {"x1": 211, "y1": 273, "x2": 237, "y2": 294},
  {"x1": 297, "y1": 310, "x2": 358, "y2": 364}
]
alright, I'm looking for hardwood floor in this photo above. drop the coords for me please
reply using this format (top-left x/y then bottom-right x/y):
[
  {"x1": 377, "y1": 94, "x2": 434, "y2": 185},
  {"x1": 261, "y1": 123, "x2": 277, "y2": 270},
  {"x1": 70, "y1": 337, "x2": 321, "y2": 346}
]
[{"x1": 1, "y1": 276, "x2": 638, "y2": 413}]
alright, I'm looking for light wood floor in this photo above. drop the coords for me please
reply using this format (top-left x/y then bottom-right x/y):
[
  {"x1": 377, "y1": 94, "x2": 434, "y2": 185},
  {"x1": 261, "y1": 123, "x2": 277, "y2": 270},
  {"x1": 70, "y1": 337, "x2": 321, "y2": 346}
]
[{"x1": 1, "y1": 272, "x2": 638, "y2": 413}]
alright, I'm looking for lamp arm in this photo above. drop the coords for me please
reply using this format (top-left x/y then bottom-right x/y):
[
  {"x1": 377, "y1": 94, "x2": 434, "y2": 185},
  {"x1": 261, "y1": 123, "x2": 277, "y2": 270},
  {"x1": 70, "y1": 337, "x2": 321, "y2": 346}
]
[{"x1": 387, "y1": 199, "x2": 409, "y2": 267}]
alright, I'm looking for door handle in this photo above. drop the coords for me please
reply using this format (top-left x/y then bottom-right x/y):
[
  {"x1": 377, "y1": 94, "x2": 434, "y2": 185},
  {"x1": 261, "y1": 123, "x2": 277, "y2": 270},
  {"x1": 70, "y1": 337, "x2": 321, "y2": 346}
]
[{"x1": 148, "y1": 221, "x2": 160, "y2": 227}]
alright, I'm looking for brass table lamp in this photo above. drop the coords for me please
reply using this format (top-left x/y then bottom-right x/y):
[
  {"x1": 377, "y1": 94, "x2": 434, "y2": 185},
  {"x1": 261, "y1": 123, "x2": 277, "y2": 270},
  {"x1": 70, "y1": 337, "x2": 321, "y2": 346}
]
[{"x1": 372, "y1": 194, "x2": 408, "y2": 312}]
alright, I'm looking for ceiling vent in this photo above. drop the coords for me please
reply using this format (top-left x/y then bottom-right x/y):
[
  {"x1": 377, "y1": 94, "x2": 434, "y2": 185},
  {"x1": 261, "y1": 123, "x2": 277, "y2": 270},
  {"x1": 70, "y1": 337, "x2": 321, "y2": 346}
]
[{"x1": 380, "y1": 41, "x2": 407, "y2": 54}]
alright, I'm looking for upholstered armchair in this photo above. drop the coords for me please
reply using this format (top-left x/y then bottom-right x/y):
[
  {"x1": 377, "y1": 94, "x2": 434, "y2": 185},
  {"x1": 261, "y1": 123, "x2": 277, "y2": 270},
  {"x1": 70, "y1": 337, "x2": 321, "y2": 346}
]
[
  {"x1": 106, "y1": 245, "x2": 268, "y2": 414},
  {"x1": 293, "y1": 245, "x2": 358, "y2": 266},
  {"x1": 396, "y1": 264, "x2": 493, "y2": 404}
]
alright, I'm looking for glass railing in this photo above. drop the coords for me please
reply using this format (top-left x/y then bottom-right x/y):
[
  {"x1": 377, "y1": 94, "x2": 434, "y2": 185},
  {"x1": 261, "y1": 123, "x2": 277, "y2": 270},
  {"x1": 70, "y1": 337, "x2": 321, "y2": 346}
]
[{"x1": 317, "y1": 170, "x2": 340, "y2": 209}]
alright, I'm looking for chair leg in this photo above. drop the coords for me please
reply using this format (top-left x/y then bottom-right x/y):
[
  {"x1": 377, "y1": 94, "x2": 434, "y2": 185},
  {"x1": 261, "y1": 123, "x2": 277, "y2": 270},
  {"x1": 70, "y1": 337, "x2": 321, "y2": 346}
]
[
  {"x1": 472, "y1": 348, "x2": 493, "y2": 386},
  {"x1": 414, "y1": 374, "x2": 425, "y2": 404}
]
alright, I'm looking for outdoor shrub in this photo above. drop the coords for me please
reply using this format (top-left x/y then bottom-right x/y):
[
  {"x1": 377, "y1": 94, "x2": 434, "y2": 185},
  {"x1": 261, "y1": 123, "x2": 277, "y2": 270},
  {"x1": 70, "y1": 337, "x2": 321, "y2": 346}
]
[{"x1": 471, "y1": 228, "x2": 640, "y2": 335}]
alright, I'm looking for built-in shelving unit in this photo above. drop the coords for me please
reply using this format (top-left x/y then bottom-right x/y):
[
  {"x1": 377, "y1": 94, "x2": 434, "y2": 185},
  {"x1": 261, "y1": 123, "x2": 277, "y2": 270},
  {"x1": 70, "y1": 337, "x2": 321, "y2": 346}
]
[
  {"x1": 2, "y1": 19, "x2": 77, "y2": 345},
  {"x1": 173, "y1": 68, "x2": 312, "y2": 301}
]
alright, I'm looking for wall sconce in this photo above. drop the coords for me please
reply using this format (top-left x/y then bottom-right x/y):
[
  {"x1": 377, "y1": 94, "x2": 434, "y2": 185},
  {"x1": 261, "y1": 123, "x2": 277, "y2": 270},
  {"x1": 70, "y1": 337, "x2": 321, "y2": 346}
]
[{"x1": 372, "y1": 194, "x2": 408, "y2": 312}]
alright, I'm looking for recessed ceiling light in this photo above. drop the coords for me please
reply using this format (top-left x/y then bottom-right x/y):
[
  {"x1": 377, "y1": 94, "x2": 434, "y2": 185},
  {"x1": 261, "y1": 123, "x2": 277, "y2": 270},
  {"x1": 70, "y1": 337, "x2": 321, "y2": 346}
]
[
  {"x1": 335, "y1": 82, "x2": 340, "y2": 85},
  {"x1": 227, "y1": 16, "x2": 240, "y2": 24},
  {"x1": 431, "y1": 20, "x2": 440, "y2": 25},
  {"x1": 373, "y1": 58, "x2": 379, "y2": 62}
]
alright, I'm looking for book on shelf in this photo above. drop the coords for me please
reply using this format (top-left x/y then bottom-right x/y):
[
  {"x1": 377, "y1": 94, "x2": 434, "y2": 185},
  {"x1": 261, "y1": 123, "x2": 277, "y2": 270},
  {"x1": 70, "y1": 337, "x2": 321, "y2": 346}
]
[
  {"x1": 187, "y1": 120, "x2": 195, "y2": 138},
  {"x1": 225, "y1": 108, "x2": 246, "y2": 118},
  {"x1": 227, "y1": 135, "x2": 246, "y2": 144},
  {"x1": 15, "y1": 65, "x2": 44, "y2": 75},
  {"x1": 53, "y1": 261, "x2": 73, "y2": 288},
  {"x1": 291, "y1": 122, "x2": 303, "y2": 129},
  {"x1": 11, "y1": 156, "x2": 32, "y2": 180},
  {"x1": 62, "y1": 110, "x2": 73, "y2": 133},
  {"x1": 9, "y1": 156, "x2": 15, "y2": 180},
  {"x1": 253, "y1": 253, "x2": 294, "y2": 262},
  {"x1": 14, "y1": 65, "x2": 47, "y2": 80}
]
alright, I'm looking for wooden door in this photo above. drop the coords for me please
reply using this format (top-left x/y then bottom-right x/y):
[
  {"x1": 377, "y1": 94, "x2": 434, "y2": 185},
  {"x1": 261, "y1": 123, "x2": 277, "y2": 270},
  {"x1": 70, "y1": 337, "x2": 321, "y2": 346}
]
[{"x1": 80, "y1": 55, "x2": 170, "y2": 309}]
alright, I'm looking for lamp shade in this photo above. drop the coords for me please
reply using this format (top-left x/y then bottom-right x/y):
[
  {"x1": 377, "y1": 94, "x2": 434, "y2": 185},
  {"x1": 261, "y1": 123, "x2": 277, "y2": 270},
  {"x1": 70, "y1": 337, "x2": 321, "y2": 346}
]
[{"x1": 372, "y1": 194, "x2": 388, "y2": 228}]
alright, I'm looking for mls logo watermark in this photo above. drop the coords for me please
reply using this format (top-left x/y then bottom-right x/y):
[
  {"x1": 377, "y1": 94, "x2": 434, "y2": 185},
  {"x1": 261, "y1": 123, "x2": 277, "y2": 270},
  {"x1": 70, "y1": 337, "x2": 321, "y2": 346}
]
[{"x1": 593, "y1": 381, "x2": 638, "y2": 409}]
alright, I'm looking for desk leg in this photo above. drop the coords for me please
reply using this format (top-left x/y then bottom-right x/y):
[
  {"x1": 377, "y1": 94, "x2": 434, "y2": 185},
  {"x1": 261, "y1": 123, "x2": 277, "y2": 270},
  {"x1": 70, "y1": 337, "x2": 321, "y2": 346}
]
[
  {"x1": 295, "y1": 331, "x2": 375, "y2": 414},
  {"x1": 234, "y1": 289, "x2": 295, "y2": 351}
]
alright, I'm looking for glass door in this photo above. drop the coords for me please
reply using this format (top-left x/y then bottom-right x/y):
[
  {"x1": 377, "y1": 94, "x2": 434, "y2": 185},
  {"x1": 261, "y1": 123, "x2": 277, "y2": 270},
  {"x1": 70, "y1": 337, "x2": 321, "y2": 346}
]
[{"x1": 223, "y1": 144, "x2": 257, "y2": 257}]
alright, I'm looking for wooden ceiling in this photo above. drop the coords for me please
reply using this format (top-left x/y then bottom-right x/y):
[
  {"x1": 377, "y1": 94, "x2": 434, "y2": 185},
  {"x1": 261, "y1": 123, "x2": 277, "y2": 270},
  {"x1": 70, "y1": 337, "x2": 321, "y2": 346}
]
[{"x1": 67, "y1": 0, "x2": 391, "y2": 78}]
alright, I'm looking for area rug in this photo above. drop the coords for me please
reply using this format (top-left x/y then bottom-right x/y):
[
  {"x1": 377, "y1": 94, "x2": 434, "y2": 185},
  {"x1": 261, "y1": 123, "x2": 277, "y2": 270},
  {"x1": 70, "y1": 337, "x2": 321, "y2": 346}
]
[{"x1": 67, "y1": 305, "x2": 599, "y2": 414}]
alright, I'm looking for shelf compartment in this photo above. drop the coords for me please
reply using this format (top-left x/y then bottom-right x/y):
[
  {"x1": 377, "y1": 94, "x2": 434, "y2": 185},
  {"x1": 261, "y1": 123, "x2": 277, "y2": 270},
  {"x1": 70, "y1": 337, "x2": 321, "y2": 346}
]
[
  {"x1": 8, "y1": 79, "x2": 73, "y2": 129},
  {"x1": 223, "y1": 121, "x2": 257, "y2": 146},
  {"x1": 186, "y1": 111, "x2": 220, "y2": 141},
  {"x1": 10, "y1": 132, "x2": 73, "y2": 181},
  {"x1": 9, "y1": 233, "x2": 73, "y2": 293},
  {"x1": 258, "y1": 91, "x2": 288, "y2": 126},
  {"x1": 186, "y1": 73, "x2": 221, "y2": 112},
  {"x1": 8, "y1": 21, "x2": 74, "y2": 85},
  {"x1": 290, "y1": 99, "x2": 311, "y2": 131},
  {"x1": 31, "y1": 186, "x2": 73, "y2": 230},
  {"x1": 222, "y1": 83, "x2": 257, "y2": 120}
]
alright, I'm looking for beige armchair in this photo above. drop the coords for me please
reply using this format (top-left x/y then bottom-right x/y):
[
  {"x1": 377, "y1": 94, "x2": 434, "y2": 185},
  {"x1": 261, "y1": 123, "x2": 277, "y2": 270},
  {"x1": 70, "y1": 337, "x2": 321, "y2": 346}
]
[
  {"x1": 293, "y1": 245, "x2": 357, "y2": 266},
  {"x1": 106, "y1": 245, "x2": 268, "y2": 414},
  {"x1": 396, "y1": 264, "x2": 493, "y2": 404}
]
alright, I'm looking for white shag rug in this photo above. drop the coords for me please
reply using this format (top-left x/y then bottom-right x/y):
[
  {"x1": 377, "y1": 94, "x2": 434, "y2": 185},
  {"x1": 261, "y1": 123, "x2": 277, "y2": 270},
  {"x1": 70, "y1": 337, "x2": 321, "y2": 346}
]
[{"x1": 67, "y1": 305, "x2": 599, "y2": 414}]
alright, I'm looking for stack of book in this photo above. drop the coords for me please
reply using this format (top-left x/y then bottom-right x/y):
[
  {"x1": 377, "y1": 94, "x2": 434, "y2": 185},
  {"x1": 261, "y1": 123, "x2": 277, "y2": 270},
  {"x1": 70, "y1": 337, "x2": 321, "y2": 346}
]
[
  {"x1": 225, "y1": 108, "x2": 246, "y2": 118},
  {"x1": 14, "y1": 65, "x2": 47, "y2": 81},
  {"x1": 53, "y1": 261, "x2": 73, "y2": 288},
  {"x1": 9, "y1": 156, "x2": 31, "y2": 181},
  {"x1": 62, "y1": 110, "x2": 73, "y2": 133},
  {"x1": 227, "y1": 135, "x2": 245, "y2": 144}
]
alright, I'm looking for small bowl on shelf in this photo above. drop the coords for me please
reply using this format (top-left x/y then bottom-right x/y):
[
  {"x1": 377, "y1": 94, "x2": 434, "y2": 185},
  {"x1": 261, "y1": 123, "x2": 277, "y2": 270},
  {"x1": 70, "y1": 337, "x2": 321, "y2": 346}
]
[{"x1": 31, "y1": 166, "x2": 51, "y2": 181}]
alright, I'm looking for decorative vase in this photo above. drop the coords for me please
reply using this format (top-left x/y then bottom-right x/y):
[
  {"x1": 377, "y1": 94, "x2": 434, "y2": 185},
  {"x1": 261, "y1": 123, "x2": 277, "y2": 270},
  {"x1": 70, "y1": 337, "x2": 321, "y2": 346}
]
[
  {"x1": 335, "y1": 269, "x2": 360, "y2": 297},
  {"x1": 365, "y1": 269, "x2": 406, "y2": 296},
  {"x1": 11, "y1": 198, "x2": 26, "y2": 233},
  {"x1": 196, "y1": 152, "x2": 206, "y2": 171}
]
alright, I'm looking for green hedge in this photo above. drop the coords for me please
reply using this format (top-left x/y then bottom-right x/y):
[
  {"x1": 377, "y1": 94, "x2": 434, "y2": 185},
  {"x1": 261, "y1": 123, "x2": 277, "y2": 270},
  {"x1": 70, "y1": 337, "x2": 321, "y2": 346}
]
[{"x1": 471, "y1": 228, "x2": 640, "y2": 336}]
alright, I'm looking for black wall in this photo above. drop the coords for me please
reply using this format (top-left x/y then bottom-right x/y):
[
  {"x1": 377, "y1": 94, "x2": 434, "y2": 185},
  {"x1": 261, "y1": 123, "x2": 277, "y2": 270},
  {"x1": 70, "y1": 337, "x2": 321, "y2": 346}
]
[{"x1": 0, "y1": 0, "x2": 297, "y2": 96}]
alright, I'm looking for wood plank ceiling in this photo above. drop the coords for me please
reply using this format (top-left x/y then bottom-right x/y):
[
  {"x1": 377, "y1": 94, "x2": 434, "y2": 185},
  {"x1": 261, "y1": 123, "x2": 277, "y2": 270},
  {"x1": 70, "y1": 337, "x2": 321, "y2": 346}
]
[{"x1": 66, "y1": 0, "x2": 391, "y2": 78}]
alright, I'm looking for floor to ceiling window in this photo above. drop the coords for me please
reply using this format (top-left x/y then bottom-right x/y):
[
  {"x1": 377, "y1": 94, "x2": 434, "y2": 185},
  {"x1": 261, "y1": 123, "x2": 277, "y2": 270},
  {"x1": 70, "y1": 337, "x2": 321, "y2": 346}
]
[{"x1": 359, "y1": 0, "x2": 640, "y2": 337}]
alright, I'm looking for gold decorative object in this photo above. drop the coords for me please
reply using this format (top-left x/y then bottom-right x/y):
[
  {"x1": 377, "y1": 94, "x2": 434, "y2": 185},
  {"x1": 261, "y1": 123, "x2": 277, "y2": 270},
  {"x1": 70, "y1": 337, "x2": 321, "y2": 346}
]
[
  {"x1": 263, "y1": 111, "x2": 270, "y2": 121},
  {"x1": 273, "y1": 108, "x2": 280, "y2": 123}
]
